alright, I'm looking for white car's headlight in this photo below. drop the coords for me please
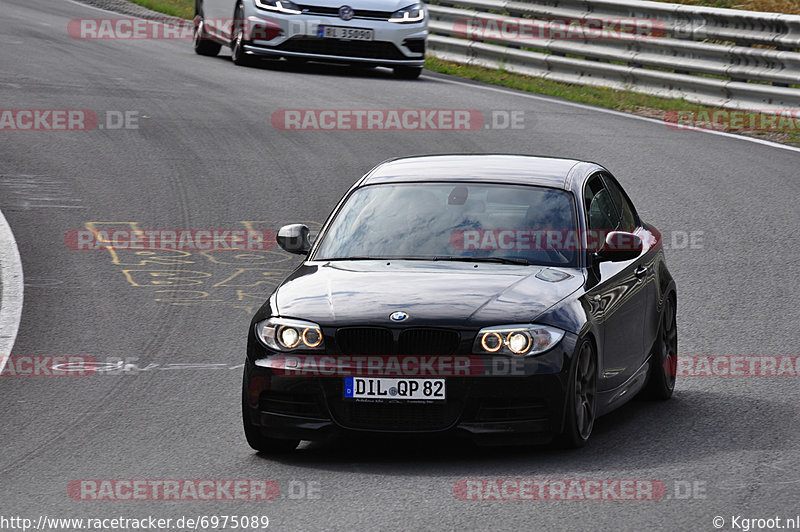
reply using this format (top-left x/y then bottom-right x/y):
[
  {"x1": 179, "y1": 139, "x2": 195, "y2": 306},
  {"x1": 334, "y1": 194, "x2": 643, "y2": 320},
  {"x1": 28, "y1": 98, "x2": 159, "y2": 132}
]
[
  {"x1": 389, "y1": 3, "x2": 425, "y2": 23},
  {"x1": 254, "y1": 0, "x2": 302, "y2": 15},
  {"x1": 473, "y1": 325, "x2": 564, "y2": 356},
  {"x1": 256, "y1": 318, "x2": 325, "y2": 351}
]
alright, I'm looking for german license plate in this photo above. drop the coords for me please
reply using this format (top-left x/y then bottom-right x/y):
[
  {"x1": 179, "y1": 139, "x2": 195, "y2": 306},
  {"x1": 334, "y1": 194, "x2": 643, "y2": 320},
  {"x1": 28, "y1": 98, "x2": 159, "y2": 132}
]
[
  {"x1": 317, "y1": 26, "x2": 374, "y2": 41},
  {"x1": 344, "y1": 377, "x2": 445, "y2": 400}
]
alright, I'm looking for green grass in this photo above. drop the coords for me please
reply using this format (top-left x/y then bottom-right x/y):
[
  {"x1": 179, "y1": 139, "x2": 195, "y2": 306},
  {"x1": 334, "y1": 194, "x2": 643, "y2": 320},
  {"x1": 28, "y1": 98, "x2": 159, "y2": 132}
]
[
  {"x1": 128, "y1": 0, "x2": 194, "y2": 18},
  {"x1": 649, "y1": 0, "x2": 800, "y2": 14},
  {"x1": 424, "y1": 57, "x2": 800, "y2": 146},
  {"x1": 425, "y1": 56, "x2": 694, "y2": 112}
]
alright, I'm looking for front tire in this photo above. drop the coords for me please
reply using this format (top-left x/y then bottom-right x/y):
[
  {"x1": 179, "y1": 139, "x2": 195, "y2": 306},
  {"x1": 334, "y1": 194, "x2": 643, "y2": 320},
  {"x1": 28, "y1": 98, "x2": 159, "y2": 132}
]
[
  {"x1": 642, "y1": 293, "x2": 677, "y2": 400},
  {"x1": 193, "y1": 14, "x2": 221, "y2": 56},
  {"x1": 557, "y1": 339, "x2": 597, "y2": 449},
  {"x1": 231, "y1": 4, "x2": 256, "y2": 66},
  {"x1": 242, "y1": 370, "x2": 299, "y2": 453}
]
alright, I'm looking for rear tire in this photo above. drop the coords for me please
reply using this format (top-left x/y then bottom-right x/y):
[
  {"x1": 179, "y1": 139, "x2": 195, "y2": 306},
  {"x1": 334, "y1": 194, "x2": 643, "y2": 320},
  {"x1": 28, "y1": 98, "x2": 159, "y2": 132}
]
[
  {"x1": 193, "y1": 14, "x2": 221, "y2": 57},
  {"x1": 241, "y1": 370, "x2": 299, "y2": 453},
  {"x1": 393, "y1": 66, "x2": 422, "y2": 79},
  {"x1": 642, "y1": 293, "x2": 677, "y2": 400},
  {"x1": 557, "y1": 339, "x2": 597, "y2": 449}
]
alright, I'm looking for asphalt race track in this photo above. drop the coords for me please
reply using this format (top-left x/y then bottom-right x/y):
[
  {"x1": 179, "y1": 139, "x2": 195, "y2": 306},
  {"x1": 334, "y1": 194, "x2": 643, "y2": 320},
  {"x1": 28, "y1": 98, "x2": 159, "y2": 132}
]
[{"x1": 1, "y1": 0, "x2": 800, "y2": 529}]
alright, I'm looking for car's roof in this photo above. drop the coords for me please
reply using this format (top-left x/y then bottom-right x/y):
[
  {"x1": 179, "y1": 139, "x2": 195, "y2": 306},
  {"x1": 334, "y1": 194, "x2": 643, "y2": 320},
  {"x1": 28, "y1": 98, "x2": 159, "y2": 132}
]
[{"x1": 361, "y1": 154, "x2": 602, "y2": 190}]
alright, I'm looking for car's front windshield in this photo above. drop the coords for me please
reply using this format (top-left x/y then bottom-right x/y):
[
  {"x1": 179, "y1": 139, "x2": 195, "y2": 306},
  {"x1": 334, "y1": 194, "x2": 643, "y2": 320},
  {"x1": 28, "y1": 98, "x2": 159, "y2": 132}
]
[{"x1": 313, "y1": 182, "x2": 578, "y2": 267}]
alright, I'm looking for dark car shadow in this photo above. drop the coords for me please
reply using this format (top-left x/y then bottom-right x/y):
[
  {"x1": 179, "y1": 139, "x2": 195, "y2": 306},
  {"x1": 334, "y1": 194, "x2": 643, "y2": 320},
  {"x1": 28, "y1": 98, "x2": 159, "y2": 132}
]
[
  {"x1": 212, "y1": 54, "x2": 404, "y2": 80},
  {"x1": 247, "y1": 389, "x2": 794, "y2": 475}
]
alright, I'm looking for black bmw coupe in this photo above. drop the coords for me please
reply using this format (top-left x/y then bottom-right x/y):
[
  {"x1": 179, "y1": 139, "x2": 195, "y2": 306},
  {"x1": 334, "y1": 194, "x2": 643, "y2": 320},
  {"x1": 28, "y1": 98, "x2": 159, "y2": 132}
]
[{"x1": 242, "y1": 154, "x2": 677, "y2": 451}]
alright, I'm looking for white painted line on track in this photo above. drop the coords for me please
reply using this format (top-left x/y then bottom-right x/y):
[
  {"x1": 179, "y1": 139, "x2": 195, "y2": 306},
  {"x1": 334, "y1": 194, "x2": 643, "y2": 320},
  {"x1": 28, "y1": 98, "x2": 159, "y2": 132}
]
[
  {"x1": 425, "y1": 74, "x2": 800, "y2": 155},
  {"x1": 0, "y1": 209, "x2": 24, "y2": 375}
]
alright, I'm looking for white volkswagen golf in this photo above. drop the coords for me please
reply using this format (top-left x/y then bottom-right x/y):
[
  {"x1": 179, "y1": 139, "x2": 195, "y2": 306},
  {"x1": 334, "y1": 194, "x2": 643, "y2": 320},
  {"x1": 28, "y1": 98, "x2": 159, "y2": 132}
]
[{"x1": 193, "y1": 0, "x2": 427, "y2": 78}]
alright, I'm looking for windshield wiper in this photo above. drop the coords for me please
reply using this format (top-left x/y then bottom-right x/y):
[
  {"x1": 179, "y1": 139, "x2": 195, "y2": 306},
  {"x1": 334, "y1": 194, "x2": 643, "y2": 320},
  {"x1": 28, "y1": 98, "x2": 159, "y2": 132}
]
[{"x1": 432, "y1": 256, "x2": 532, "y2": 265}]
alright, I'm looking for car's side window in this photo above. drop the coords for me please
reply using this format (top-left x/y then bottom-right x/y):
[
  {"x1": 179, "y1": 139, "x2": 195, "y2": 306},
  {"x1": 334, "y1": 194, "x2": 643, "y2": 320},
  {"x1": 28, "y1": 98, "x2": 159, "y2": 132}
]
[
  {"x1": 585, "y1": 174, "x2": 620, "y2": 234},
  {"x1": 602, "y1": 174, "x2": 638, "y2": 232}
]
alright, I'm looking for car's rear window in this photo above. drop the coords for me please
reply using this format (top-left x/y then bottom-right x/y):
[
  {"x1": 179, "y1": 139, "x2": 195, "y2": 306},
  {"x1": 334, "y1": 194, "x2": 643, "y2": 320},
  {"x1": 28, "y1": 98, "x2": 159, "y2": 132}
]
[{"x1": 313, "y1": 183, "x2": 578, "y2": 267}]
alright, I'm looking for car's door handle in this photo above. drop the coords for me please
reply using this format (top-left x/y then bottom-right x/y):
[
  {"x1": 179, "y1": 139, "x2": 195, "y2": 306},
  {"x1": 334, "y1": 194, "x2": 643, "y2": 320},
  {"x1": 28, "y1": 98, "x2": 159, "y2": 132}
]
[{"x1": 634, "y1": 265, "x2": 648, "y2": 279}]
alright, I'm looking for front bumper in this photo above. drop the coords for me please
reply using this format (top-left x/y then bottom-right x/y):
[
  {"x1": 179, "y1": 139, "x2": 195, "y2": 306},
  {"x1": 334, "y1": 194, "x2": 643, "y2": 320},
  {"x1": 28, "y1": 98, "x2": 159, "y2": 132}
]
[
  {"x1": 242, "y1": 9, "x2": 427, "y2": 66},
  {"x1": 243, "y1": 333, "x2": 578, "y2": 443},
  {"x1": 244, "y1": 43, "x2": 425, "y2": 66}
]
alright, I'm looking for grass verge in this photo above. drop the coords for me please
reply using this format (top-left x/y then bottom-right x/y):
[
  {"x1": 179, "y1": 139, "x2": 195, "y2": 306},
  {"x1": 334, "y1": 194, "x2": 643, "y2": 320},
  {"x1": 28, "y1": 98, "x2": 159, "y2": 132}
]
[
  {"x1": 425, "y1": 57, "x2": 800, "y2": 146},
  {"x1": 425, "y1": 57, "x2": 800, "y2": 147},
  {"x1": 649, "y1": 0, "x2": 800, "y2": 14},
  {"x1": 128, "y1": 0, "x2": 193, "y2": 18}
]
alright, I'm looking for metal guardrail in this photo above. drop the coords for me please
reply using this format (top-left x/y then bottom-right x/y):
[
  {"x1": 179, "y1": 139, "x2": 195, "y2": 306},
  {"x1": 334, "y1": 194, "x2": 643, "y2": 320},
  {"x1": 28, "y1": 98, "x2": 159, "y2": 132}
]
[{"x1": 426, "y1": 0, "x2": 800, "y2": 111}]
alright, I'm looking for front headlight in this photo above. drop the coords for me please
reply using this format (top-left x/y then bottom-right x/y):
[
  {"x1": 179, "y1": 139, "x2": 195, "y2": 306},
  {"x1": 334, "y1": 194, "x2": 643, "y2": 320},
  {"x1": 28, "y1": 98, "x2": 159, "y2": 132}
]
[
  {"x1": 254, "y1": 0, "x2": 302, "y2": 15},
  {"x1": 473, "y1": 325, "x2": 564, "y2": 356},
  {"x1": 389, "y1": 3, "x2": 425, "y2": 23},
  {"x1": 255, "y1": 318, "x2": 325, "y2": 352}
]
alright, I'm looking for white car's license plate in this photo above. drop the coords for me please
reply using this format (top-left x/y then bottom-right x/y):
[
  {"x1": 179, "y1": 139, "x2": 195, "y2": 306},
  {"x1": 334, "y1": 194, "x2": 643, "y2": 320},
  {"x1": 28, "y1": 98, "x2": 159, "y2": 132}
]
[
  {"x1": 344, "y1": 377, "x2": 445, "y2": 400},
  {"x1": 317, "y1": 26, "x2": 374, "y2": 41}
]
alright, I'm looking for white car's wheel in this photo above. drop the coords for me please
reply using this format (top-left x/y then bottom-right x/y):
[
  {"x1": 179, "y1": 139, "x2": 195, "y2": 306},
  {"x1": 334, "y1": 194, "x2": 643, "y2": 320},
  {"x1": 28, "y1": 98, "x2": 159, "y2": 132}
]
[
  {"x1": 231, "y1": 4, "x2": 256, "y2": 66},
  {"x1": 193, "y1": 13, "x2": 221, "y2": 57}
]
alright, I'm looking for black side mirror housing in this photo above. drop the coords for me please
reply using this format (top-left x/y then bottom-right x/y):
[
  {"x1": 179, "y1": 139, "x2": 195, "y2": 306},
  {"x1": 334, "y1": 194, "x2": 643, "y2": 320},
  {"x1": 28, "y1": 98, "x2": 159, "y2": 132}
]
[
  {"x1": 596, "y1": 231, "x2": 642, "y2": 262},
  {"x1": 276, "y1": 224, "x2": 311, "y2": 255}
]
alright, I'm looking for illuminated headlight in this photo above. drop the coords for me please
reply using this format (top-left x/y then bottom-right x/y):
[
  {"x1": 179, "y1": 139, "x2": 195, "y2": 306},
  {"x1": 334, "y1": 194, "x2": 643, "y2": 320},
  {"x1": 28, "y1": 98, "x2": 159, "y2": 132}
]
[
  {"x1": 255, "y1": 318, "x2": 325, "y2": 351},
  {"x1": 254, "y1": 0, "x2": 302, "y2": 15},
  {"x1": 389, "y1": 3, "x2": 425, "y2": 23},
  {"x1": 473, "y1": 325, "x2": 564, "y2": 356}
]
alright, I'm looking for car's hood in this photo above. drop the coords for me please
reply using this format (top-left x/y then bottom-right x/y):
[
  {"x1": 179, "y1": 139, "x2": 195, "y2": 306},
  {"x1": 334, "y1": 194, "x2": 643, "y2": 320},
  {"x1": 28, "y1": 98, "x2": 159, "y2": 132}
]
[{"x1": 275, "y1": 260, "x2": 584, "y2": 328}]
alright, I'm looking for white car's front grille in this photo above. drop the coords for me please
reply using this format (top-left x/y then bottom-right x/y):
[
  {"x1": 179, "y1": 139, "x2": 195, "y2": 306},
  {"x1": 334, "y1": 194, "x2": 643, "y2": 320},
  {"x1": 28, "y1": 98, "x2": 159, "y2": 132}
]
[{"x1": 296, "y1": 5, "x2": 393, "y2": 20}]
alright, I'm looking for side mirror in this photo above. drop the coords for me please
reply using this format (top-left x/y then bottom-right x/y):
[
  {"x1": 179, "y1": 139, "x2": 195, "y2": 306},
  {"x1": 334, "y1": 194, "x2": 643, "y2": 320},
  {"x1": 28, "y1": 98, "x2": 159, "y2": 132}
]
[
  {"x1": 596, "y1": 231, "x2": 642, "y2": 262},
  {"x1": 276, "y1": 224, "x2": 311, "y2": 255}
]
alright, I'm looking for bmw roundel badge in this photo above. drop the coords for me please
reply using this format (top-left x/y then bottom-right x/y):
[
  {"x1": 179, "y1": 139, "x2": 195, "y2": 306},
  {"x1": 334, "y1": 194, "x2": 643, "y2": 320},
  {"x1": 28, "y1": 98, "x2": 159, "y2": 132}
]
[{"x1": 390, "y1": 311, "x2": 408, "y2": 321}]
